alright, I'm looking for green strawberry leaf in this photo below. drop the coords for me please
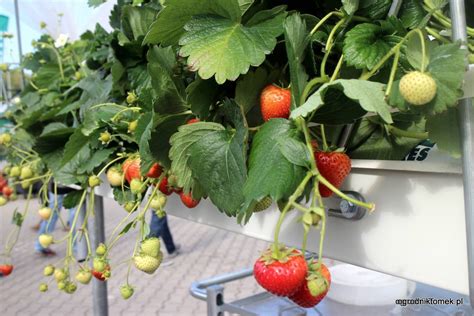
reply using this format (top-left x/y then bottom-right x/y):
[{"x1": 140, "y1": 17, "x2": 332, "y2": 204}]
[
  {"x1": 188, "y1": 127, "x2": 247, "y2": 216},
  {"x1": 113, "y1": 188, "x2": 134, "y2": 206},
  {"x1": 284, "y1": 13, "x2": 309, "y2": 109},
  {"x1": 238, "y1": 0, "x2": 254, "y2": 14},
  {"x1": 342, "y1": 0, "x2": 359, "y2": 15},
  {"x1": 77, "y1": 148, "x2": 115, "y2": 174},
  {"x1": 405, "y1": 32, "x2": 430, "y2": 71},
  {"x1": 169, "y1": 122, "x2": 225, "y2": 194},
  {"x1": 178, "y1": 6, "x2": 287, "y2": 84},
  {"x1": 149, "y1": 113, "x2": 190, "y2": 169},
  {"x1": 356, "y1": 0, "x2": 392, "y2": 19},
  {"x1": 60, "y1": 129, "x2": 93, "y2": 168},
  {"x1": 399, "y1": 0, "x2": 427, "y2": 29},
  {"x1": 426, "y1": 107, "x2": 461, "y2": 157},
  {"x1": 310, "y1": 89, "x2": 367, "y2": 125},
  {"x1": 348, "y1": 115, "x2": 425, "y2": 160},
  {"x1": 63, "y1": 190, "x2": 86, "y2": 209},
  {"x1": 12, "y1": 209, "x2": 23, "y2": 227},
  {"x1": 343, "y1": 22, "x2": 404, "y2": 70},
  {"x1": 243, "y1": 119, "x2": 306, "y2": 212},
  {"x1": 143, "y1": 0, "x2": 243, "y2": 46},
  {"x1": 121, "y1": 5, "x2": 158, "y2": 41},
  {"x1": 389, "y1": 43, "x2": 466, "y2": 115},
  {"x1": 277, "y1": 137, "x2": 311, "y2": 168},
  {"x1": 235, "y1": 67, "x2": 269, "y2": 114},
  {"x1": 186, "y1": 78, "x2": 219, "y2": 119},
  {"x1": 291, "y1": 79, "x2": 393, "y2": 124},
  {"x1": 147, "y1": 46, "x2": 187, "y2": 114},
  {"x1": 135, "y1": 112, "x2": 155, "y2": 176}
]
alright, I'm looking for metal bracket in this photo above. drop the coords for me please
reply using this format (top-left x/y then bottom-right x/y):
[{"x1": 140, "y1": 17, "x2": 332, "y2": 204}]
[{"x1": 327, "y1": 191, "x2": 367, "y2": 220}]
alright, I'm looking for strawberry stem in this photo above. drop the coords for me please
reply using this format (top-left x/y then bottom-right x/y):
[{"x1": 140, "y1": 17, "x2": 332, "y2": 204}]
[
  {"x1": 273, "y1": 171, "x2": 313, "y2": 259},
  {"x1": 320, "y1": 125, "x2": 329, "y2": 151},
  {"x1": 316, "y1": 174, "x2": 375, "y2": 211}
]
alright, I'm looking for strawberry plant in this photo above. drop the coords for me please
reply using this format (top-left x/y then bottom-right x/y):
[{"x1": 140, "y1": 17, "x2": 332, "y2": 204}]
[{"x1": 0, "y1": 0, "x2": 470, "y2": 307}]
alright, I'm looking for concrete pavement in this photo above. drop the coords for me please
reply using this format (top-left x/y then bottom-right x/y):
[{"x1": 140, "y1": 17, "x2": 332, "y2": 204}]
[{"x1": 0, "y1": 197, "x2": 269, "y2": 315}]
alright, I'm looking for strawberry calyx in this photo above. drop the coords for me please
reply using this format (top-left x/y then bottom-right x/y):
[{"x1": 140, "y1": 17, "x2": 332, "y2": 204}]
[{"x1": 259, "y1": 244, "x2": 302, "y2": 264}]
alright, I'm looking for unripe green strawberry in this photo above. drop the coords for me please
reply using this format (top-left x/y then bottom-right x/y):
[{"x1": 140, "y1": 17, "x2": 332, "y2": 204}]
[
  {"x1": 99, "y1": 131, "x2": 112, "y2": 144},
  {"x1": 9, "y1": 166, "x2": 20, "y2": 177},
  {"x1": 130, "y1": 178, "x2": 143, "y2": 194},
  {"x1": 0, "y1": 196, "x2": 7, "y2": 206},
  {"x1": 88, "y1": 175, "x2": 101, "y2": 188},
  {"x1": 93, "y1": 258, "x2": 107, "y2": 272},
  {"x1": 54, "y1": 269, "x2": 67, "y2": 282},
  {"x1": 44, "y1": 265, "x2": 55, "y2": 276},
  {"x1": 140, "y1": 237, "x2": 161, "y2": 258},
  {"x1": 21, "y1": 180, "x2": 32, "y2": 189},
  {"x1": 39, "y1": 283, "x2": 48, "y2": 292},
  {"x1": 3, "y1": 165, "x2": 11, "y2": 175},
  {"x1": 126, "y1": 91, "x2": 138, "y2": 104},
  {"x1": 57, "y1": 281, "x2": 66, "y2": 290},
  {"x1": 96, "y1": 243, "x2": 107, "y2": 256},
  {"x1": 253, "y1": 196, "x2": 272, "y2": 212},
  {"x1": 124, "y1": 201, "x2": 135, "y2": 213},
  {"x1": 399, "y1": 71, "x2": 437, "y2": 106},
  {"x1": 38, "y1": 207, "x2": 52, "y2": 220},
  {"x1": 75, "y1": 270, "x2": 92, "y2": 284},
  {"x1": 20, "y1": 166, "x2": 33, "y2": 179},
  {"x1": 128, "y1": 120, "x2": 138, "y2": 133},
  {"x1": 120, "y1": 285, "x2": 134, "y2": 300},
  {"x1": 155, "y1": 209, "x2": 166, "y2": 218},
  {"x1": 149, "y1": 194, "x2": 167, "y2": 210},
  {"x1": 0, "y1": 133, "x2": 12, "y2": 145},
  {"x1": 38, "y1": 234, "x2": 53, "y2": 248},
  {"x1": 106, "y1": 167, "x2": 123, "y2": 187},
  {"x1": 65, "y1": 282, "x2": 77, "y2": 294},
  {"x1": 74, "y1": 71, "x2": 82, "y2": 80},
  {"x1": 133, "y1": 252, "x2": 163, "y2": 274}
]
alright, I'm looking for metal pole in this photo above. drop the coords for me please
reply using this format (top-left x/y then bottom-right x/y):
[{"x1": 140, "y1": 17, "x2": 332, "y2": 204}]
[
  {"x1": 91, "y1": 195, "x2": 109, "y2": 316},
  {"x1": 13, "y1": 0, "x2": 25, "y2": 90},
  {"x1": 449, "y1": 0, "x2": 474, "y2": 309},
  {"x1": 76, "y1": 204, "x2": 88, "y2": 262}
]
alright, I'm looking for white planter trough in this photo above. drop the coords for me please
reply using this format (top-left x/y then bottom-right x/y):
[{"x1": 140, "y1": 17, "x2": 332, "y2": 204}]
[{"x1": 144, "y1": 158, "x2": 469, "y2": 297}]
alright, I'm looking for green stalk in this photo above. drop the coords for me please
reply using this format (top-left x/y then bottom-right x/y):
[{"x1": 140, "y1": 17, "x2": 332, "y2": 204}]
[
  {"x1": 66, "y1": 190, "x2": 87, "y2": 260},
  {"x1": 97, "y1": 155, "x2": 127, "y2": 176},
  {"x1": 360, "y1": 28, "x2": 425, "y2": 80},
  {"x1": 387, "y1": 125, "x2": 429, "y2": 139},
  {"x1": 385, "y1": 49, "x2": 400, "y2": 97},
  {"x1": 330, "y1": 55, "x2": 344, "y2": 82},
  {"x1": 321, "y1": 18, "x2": 347, "y2": 78},
  {"x1": 300, "y1": 77, "x2": 329, "y2": 105},
  {"x1": 309, "y1": 11, "x2": 338, "y2": 36},
  {"x1": 273, "y1": 172, "x2": 313, "y2": 258},
  {"x1": 317, "y1": 174, "x2": 375, "y2": 211}
]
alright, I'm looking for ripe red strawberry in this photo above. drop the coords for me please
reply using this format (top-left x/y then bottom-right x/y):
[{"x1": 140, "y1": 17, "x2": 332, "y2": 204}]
[
  {"x1": 158, "y1": 177, "x2": 172, "y2": 196},
  {"x1": 253, "y1": 247, "x2": 307, "y2": 296},
  {"x1": 0, "y1": 264, "x2": 13, "y2": 276},
  {"x1": 179, "y1": 191, "x2": 200, "y2": 208},
  {"x1": 92, "y1": 265, "x2": 110, "y2": 281},
  {"x1": 122, "y1": 158, "x2": 141, "y2": 183},
  {"x1": 289, "y1": 261, "x2": 331, "y2": 308},
  {"x1": 187, "y1": 118, "x2": 200, "y2": 124},
  {"x1": 260, "y1": 85, "x2": 291, "y2": 122},
  {"x1": 2, "y1": 186, "x2": 13, "y2": 198},
  {"x1": 146, "y1": 163, "x2": 162, "y2": 178},
  {"x1": 314, "y1": 151, "x2": 351, "y2": 198}
]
